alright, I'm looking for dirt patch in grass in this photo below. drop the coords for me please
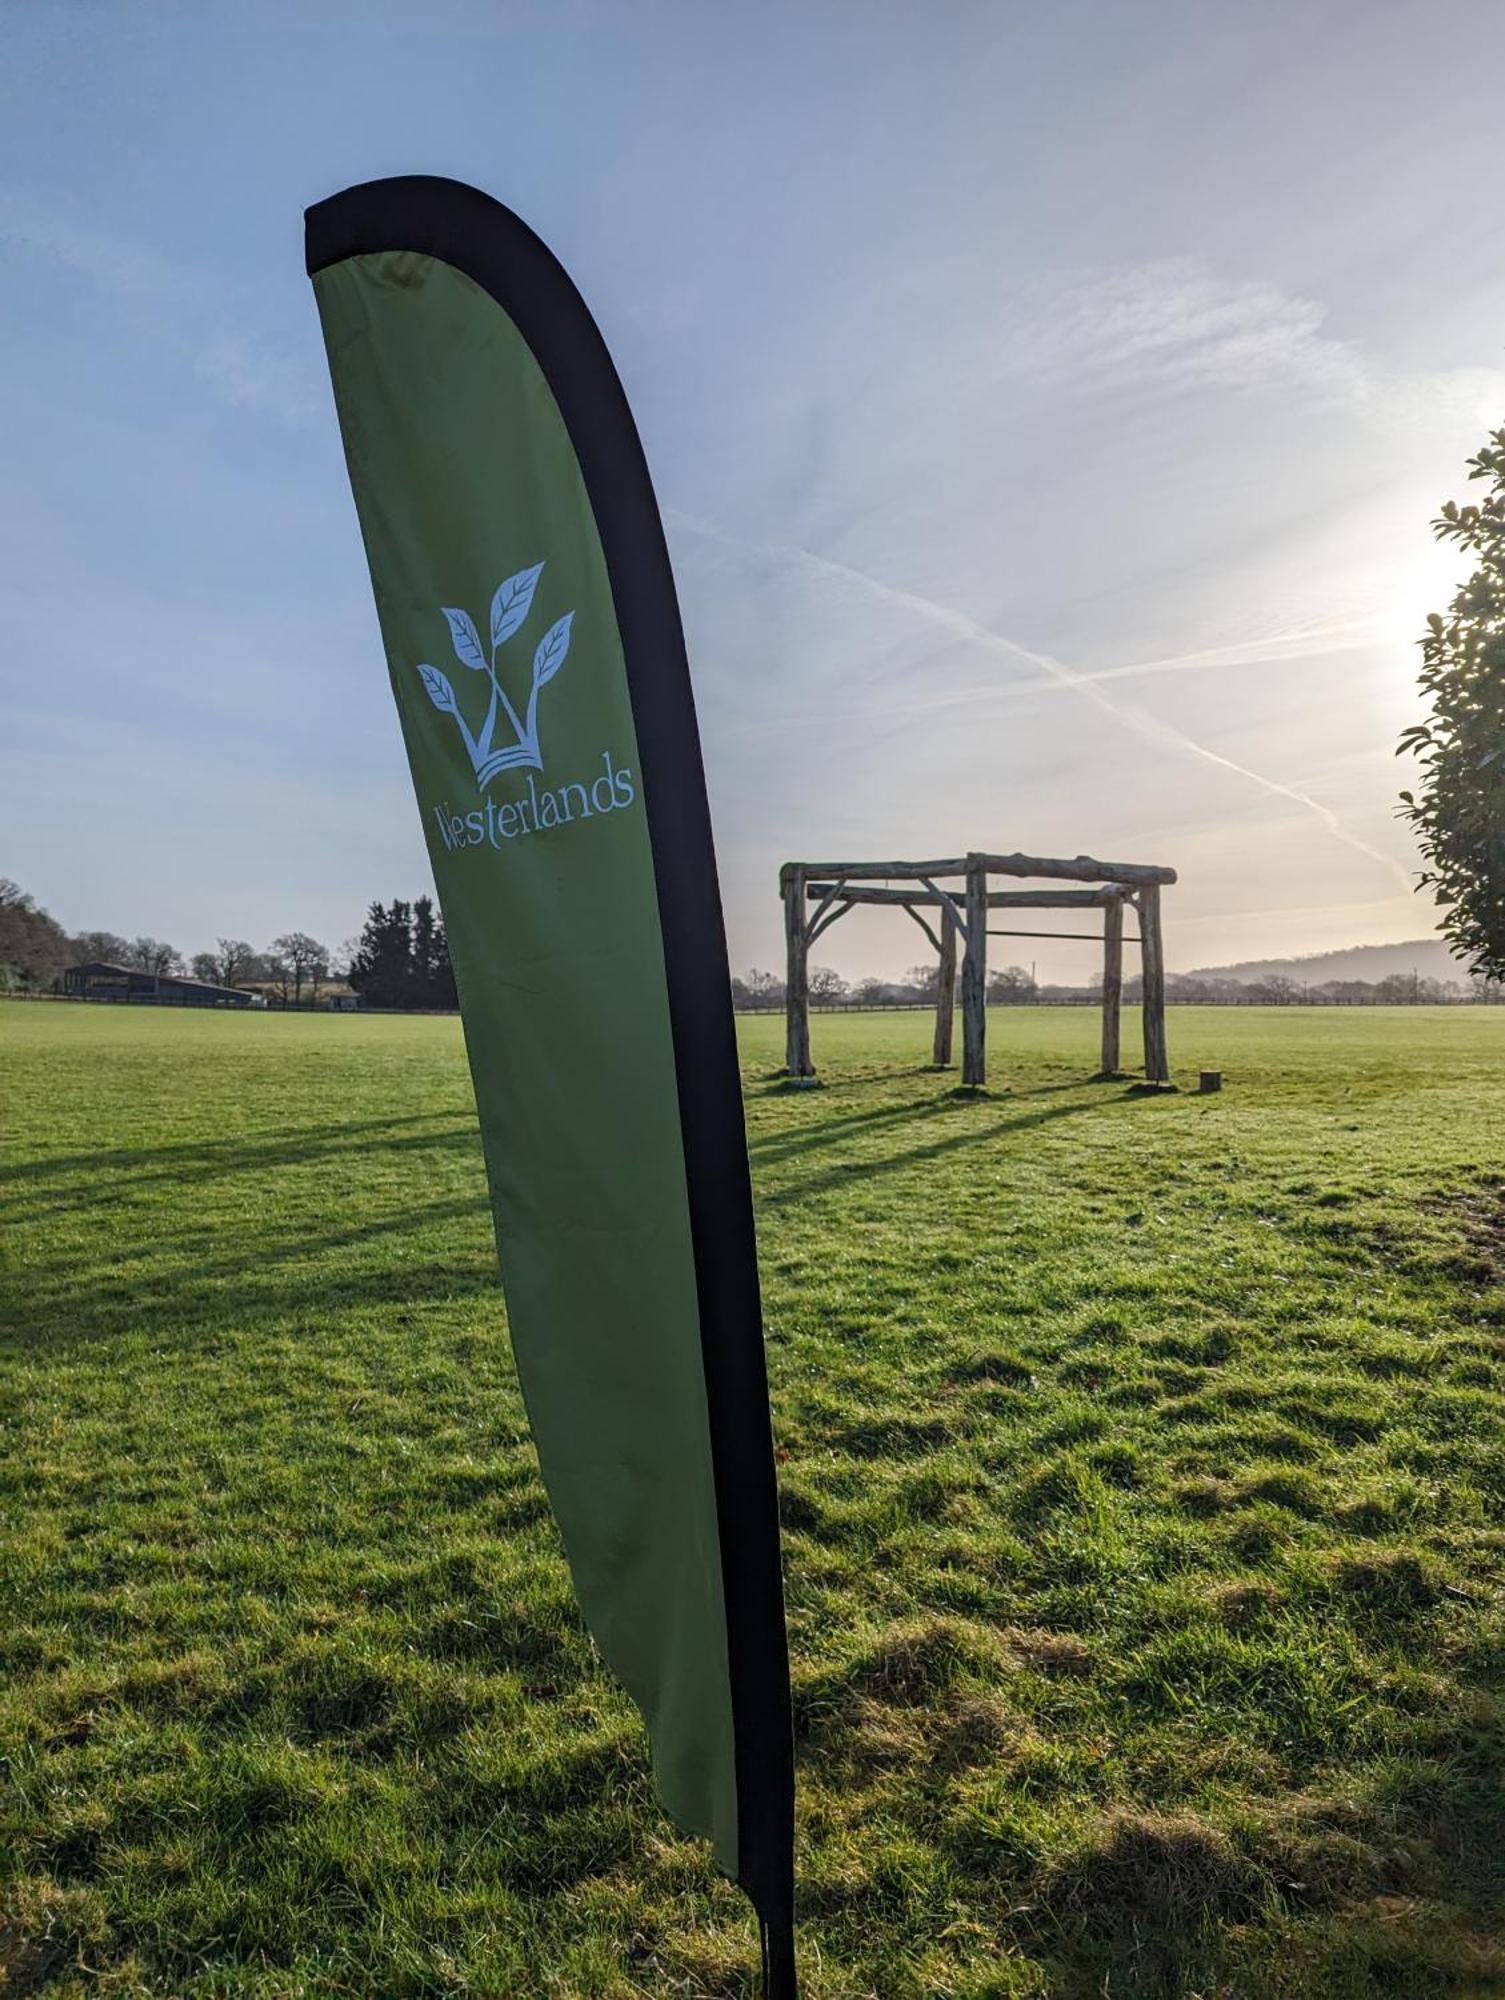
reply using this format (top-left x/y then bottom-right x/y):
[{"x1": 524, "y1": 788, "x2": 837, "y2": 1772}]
[
  {"x1": 1329, "y1": 1548, "x2": 1440, "y2": 1618},
  {"x1": 1210, "y1": 1579, "x2": 1284, "y2": 1630},
  {"x1": 948, "y1": 1347, "x2": 1036, "y2": 1389},
  {"x1": 1435, "y1": 1180, "x2": 1505, "y2": 1287},
  {"x1": 847, "y1": 1617, "x2": 1006, "y2": 1705},
  {"x1": 1025, "y1": 1810, "x2": 1268, "y2": 1989}
]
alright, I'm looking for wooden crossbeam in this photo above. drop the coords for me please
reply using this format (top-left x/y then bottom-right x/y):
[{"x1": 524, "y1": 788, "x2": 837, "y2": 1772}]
[
  {"x1": 805, "y1": 885, "x2": 1122, "y2": 909},
  {"x1": 782, "y1": 852, "x2": 1175, "y2": 888},
  {"x1": 809, "y1": 898, "x2": 853, "y2": 945},
  {"x1": 901, "y1": 902, "x2": 944, "y2": 954},
  {"x1": 974, "y1": 851, "x2": 1177, "y2": 887},
  {"x1": 985, "y1": 927, "x2": 1142, "y2": 942}
]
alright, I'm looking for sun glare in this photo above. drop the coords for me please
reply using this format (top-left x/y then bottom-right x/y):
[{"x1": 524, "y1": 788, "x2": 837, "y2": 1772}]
[{"x1": 1385, "y1": 512, "x2": 1471, "y2": 647}]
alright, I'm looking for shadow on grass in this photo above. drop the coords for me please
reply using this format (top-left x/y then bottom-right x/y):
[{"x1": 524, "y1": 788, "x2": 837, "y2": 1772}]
[
  {"x1": 2, "y1": 1106, "x2": 500, "y2": 1355},
  {"x1": 1, "y1": 1113, "x2": 480, "y2": 1222},
  {"x1": 747, "y1": 1077, "x2": 1096, "y2": 1170},
  {"x1": 2, "y1": 1243, "x2": 505, "y2": 1357},
  {"x1": 760, "y1": 1087, "x2": 1147, "y2": 1209}
]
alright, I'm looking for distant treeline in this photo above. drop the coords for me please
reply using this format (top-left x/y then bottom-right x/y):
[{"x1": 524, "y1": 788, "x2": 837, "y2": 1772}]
[
  {"x1": 0, "y1": 877, "x2": 340, "y2": 1006},
  {"x1": 7, "y1": 874, "x2": 1500, "y2": 1014},
  {"x1": 732, "y1": 963, "x2": 1505, "y2": 1009},
  {"x1": 0, "y1": 877, "x2": 457, "y2": 1013}
]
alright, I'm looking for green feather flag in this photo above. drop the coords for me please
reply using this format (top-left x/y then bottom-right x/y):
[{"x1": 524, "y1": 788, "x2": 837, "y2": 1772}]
[{"x1": 307, "y1": 176, "x2": 796, "y2": 1994}]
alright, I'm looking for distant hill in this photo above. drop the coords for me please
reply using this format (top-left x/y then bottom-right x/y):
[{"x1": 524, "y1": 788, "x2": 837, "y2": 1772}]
[{"x1": 1183, "y1": 938, "x2": 1468, "y2": 987}]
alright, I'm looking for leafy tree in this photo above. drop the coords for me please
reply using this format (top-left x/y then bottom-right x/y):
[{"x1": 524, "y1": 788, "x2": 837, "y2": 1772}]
[
  {"x1": 0, "y1": 879, "x2": 70, "y2": 990},
  {"x1": 346, "y1": 901, "x2": 416, "y2": 1009},
  {"x1": 1399, "y1": 425, "x2": 1505, "y2": 980},
  {"x1": 126, "y1": 937, "x2": 183, "y2": 977},
  {"x1": 410, "y1": 895, "x2": 458, "y2": 1009},
  {"x1": 190, "y1": 952, "x2": 221, "y2": 983},
  {"x1": 429, "y1": 911, "x2": 457, "y2": 1010},
  {"x1": 412, "y1": 896, "x2": 439, "y2": 1003},
  {"x1": 344, "y1": 899, "x2": 458, "y2": 1010}
]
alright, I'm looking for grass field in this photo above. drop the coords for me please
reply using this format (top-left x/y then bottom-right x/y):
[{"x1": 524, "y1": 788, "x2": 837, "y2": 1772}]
[{"x1": 5, "y1": 999, "x2": 1505, "y2": 1998}]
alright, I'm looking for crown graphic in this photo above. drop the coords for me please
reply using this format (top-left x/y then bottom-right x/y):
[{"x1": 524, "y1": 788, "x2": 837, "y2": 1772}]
[{"x1": 415, "y1": 561, "x2": 574, "y2": 789}]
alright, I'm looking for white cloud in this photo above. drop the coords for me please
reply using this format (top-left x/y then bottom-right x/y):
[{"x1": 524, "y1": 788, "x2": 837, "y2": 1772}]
[
  {"x1": 0, "y1": 187, "x2": 320, "y2": 420},
  {"x1": 992, "y1": 257, "x2": 1505, "y2": 431},
  {"x1": 670, "y1": 506, "x2": 1414, "y2": 894}
]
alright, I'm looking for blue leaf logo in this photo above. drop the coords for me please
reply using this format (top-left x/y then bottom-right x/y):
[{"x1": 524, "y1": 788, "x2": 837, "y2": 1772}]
[
  {"x1": 417, "y1": 662, "x2": 459, "y2": 716},
  {"x1": 442, "y1": 606, "x2": 489, "y2": 674},
  {"x1": 491, "y1": 562, "x2": 545, "y2": 650},
  {"x1": 414, "y1": 566, "x2": 577, "y2": 792},
  {"x1": 532, "y1": 612, "x2": 573, "y2": 689}
]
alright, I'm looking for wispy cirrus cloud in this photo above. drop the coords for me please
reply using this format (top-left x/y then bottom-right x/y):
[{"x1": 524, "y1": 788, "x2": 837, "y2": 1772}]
[
  {"x1": 990, "y1": 257, "x2": 1505, "y2": 431},
  {"x1": 670, "y1": 506, "x2": 1413, "y2": 893},
  {"x1": 0, "y1": 187, "x2": 319, "y2": 420}
]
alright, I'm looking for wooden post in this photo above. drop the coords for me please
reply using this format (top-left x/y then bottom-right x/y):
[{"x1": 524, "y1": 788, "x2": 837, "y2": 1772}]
[
  {"x1": 933, "y1": 904, "x2": 957, "y2": 1066},
  {"x1": 1138, "y1": 883, "x2": 1169, "y2": 1084},
  {"x1": 1100, "y1": 895, "x2": 1123, "y2": 1076},
  {"x1": 961, "y1": 856, "x2": 987, "y2": 1087},
  {"x1": 784, "y1": 866, "x2": 813, "y2": 1078}
]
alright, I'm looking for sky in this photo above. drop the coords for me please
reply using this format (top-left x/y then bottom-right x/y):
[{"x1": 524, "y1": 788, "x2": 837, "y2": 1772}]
[{"x1": 4, "y1": 0, "x2": 1504, "y2": 983}]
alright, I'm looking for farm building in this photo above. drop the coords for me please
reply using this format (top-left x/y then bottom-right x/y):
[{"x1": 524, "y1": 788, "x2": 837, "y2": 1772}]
[{"x1": 61, "y1": 962, "x2": 261, "y2": 1008}]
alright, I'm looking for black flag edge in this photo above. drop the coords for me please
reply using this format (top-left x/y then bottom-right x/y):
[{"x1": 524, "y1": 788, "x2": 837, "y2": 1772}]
[{"x1": 305, "y1": 176, "x2": 796, "y2": 1993}]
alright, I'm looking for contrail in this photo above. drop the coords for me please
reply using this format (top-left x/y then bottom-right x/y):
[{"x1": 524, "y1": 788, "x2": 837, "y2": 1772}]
[{"x1": 668, "y1": 508, "x2": 1412, "y2": 894}]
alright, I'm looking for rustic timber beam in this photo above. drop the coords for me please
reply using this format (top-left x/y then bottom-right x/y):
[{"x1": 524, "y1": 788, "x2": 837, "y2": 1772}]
[
  {"x1": 1139, "y1": 882, "x2": 1170, "y2": 1083},
  {"x1": 972, "y1": 853, "x2": 1177, "y2": 886},
  {"x1": 808, "y1": 899, "x2": 854, "y2": 945},
  {"x1": 985, "y1": 928, "x2": 1141, "y2": 942},
  {"x1": 781, "y1": 858, "x2": 970, "y2": 887},
  {"x1": 918, "y1": 876, "x2": 969, "y2": 939},
  {"x1": 900, "y1": 902, "x2": 944, "y2": 955},
  {"x1": 1100, "y1": 896, "x2": 1124, "y2": 1076},
  {"x1": 804, "y1": 885, "x2": 1126, "y2": 909},
  {"x1": 961, "y1": 856, "x2": 988, "y2": 1086},
  {"x1": 933, "y1": 905, "x2": 957, "y2": 1067},
  {"x1": 783, "y1": 866, "x2": 813, "y2": 1078},
  {"x1": 802, "y1": 875, "x2": 848, "y2": 945},
  {"x1": 782, "y1": 854, "x2": 1176, "y2": 888}
]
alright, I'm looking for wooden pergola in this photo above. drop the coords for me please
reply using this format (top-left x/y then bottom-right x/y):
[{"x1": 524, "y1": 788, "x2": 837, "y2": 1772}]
[{"x1": 778, "y1": 850, "x2": 1178, "y2": 1088}]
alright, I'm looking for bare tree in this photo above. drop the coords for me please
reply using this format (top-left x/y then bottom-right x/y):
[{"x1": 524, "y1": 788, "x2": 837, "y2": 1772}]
[
  {"x1": 269, "y1": 932, "x2": 330, "y2": 1008},
  {"x1": 731, "y1": 966, "x2": 784, "y2": 1008},
  {"x1": 0, "y1": 880, "x2": 69, "y2": 990},
  {"x1": 808, "y1": 966, "x2": 848, "y2": 1003},
  {"x1": 71, "y1": 929, "x2": 129, "y2": 965},
  {"x1": 987, "y1": 965, "x2": 1035, "y2": 1003},
  {"x1": 215, "y1": 938, "x2": 260, "y2": 987},
  {"x1": 127, "y1": 937, "x2": 183, "y2": 977},
  {"x1": 262, "y1": 947, "x2": 293, "y2": 1007}
]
